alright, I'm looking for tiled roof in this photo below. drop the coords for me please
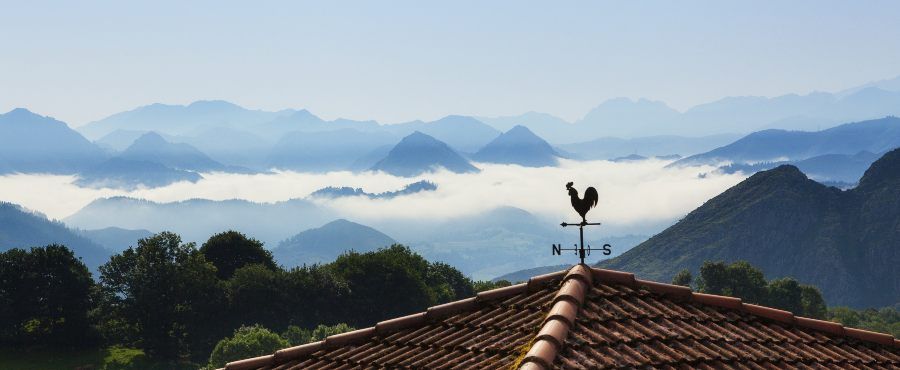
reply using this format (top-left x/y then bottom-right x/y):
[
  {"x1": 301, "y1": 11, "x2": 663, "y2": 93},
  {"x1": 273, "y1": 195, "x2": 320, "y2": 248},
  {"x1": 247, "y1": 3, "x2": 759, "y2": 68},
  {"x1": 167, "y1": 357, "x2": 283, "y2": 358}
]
[{"x1": 223, "y1": 265, "x2": 900, "y2": 370}]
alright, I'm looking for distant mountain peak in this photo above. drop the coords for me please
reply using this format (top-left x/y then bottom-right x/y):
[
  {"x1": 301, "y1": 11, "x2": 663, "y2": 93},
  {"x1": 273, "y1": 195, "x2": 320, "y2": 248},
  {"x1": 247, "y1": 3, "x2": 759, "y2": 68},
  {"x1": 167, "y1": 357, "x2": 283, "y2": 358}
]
[
  {"x1": 857, "y1": 147, "x2": 900, "y2": 190},
  {"x1": 370, "y1": 132, "x2": 479, "y2": 176},
  {"x1": 472, "y1": 125, "x2": 559, "y2": 167},
  {"x1": 4, "y1": 107, "x2": 39, "y2": 118}
]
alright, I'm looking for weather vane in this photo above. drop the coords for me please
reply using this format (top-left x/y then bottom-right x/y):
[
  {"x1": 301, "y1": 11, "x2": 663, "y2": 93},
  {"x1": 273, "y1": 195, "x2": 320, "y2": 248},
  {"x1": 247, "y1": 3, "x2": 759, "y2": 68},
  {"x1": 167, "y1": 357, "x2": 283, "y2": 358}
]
[{"x1": 553, "y1": 182, "x2": 611, "y2": 264}]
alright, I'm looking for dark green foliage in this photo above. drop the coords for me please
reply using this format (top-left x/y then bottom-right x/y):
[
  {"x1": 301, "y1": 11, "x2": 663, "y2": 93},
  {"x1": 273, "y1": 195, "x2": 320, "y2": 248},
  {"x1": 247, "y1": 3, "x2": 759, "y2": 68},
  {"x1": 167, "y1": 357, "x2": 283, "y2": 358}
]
[
  {"x1": 98, "y1": 232, "x2": 224, "y2": 360},
  {"x1": 281, "y1": 323, "x2": 354, "y2": 346},
  {"x1": 691, "y1": 261, "x2": 828, "y2": 319},
  {"x1": 426, "y1": 262, "x2": 475, "y2": 303},
  {"x1": 0, "y1": 245, "x2": 96, "y2": 347},
  {"x1": 207, "y1": 325, "x2": 289, "y2": 369},
  {"x1": 697, "y1": 261, "x2": 767, "y2": 304},
  {"x1": 671, "y1": 269, "x2": 692, "y2": 287},
  {"x1": 200, "y1": 231, "x2": 275, "y2": 279},
  {"x1": 828, "y1": 306, "x2": 900, "y2": 337},
  {"x1": 327, "y1": 245, "x2": 438, "y2": 325},
  {"x1": 602, "y1": 148, "x2": 900, "y2": 308},
  {"x1": 473, "y1": 279, "x2": 512, "y2": 292}
]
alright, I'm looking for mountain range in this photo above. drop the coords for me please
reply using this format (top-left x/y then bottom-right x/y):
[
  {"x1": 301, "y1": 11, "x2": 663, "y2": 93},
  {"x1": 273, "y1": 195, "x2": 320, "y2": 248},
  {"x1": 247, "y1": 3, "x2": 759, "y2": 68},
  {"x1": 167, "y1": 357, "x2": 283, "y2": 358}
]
[
  {"x1": 600, "y1": 148, "x2": 900, "y2": 308},
  {"x1": 370, "y1": 132, "x2": 479, "y2": 176},
  {"x1": 0, "y1": 202, "x2": 111, "y2": 271},
  {"x1": 64, "y1": 197, "x2": 333, "y2": 247},
  {"x1": 674, "y1": 116, "x2": 900, "y2": 166},
  {"x1": 0, "y1": 108, "x2": 107, "y2": 174},
  {"x1": 271, "y1": 219, "x2": 397, "y2": 267}
]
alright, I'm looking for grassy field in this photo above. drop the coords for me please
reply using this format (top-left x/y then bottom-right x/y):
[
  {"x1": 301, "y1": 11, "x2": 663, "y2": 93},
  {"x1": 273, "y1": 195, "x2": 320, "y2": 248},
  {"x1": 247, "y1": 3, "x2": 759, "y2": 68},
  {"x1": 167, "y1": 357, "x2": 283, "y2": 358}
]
[{"x1": 0, "y1": 346, "x2": 200, "y2": 370}]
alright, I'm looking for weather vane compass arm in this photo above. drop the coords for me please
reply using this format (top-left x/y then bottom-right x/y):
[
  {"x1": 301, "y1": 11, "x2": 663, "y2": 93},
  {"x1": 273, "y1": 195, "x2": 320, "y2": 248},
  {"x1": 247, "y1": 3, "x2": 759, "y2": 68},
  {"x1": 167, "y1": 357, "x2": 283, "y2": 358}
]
[{"x1": 552, "y1": 182, "x2": 612, "y2": 264}]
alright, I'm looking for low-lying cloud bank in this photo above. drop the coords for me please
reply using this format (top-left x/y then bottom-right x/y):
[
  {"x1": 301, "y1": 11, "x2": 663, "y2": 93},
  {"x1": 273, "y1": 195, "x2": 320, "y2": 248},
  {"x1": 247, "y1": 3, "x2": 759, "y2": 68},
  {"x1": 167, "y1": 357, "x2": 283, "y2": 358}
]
[{"x1": 0, "y1": 159, "x2": 744, "y2": 236}]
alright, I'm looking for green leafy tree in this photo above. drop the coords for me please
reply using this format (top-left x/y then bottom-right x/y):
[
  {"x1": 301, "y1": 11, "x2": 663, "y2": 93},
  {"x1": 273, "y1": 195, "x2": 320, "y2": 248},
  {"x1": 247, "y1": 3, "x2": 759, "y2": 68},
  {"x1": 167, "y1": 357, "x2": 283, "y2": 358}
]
[
  {"x1": 473, "y1": 279, "x2": 511, "y2": 292},
  {"x1": 426, "y1": 262, "x2": 474, "y2": 303},
  {"x1": 99, "y1": 232, "x2": 224, "y2": 360},
  {"x1": 328, "y1": 245, "x2": 434, "y2": 326},
  {"x1": 692, "y1": 261, "x2": 827, "y2": 319},
  {"x1": 225, "y1": 264, "x2": 289, "y2": 330},
  {"x1": 200, "y1": 231, "x2": 276, "y2": 279},
  {"x1": 828, "y1": 306, "x2": 900, "y2": 337},
  {"x1": 281, "y1": 323, "x2": 355, "y2": 346},
  {"x1": 207, "y1": 325, "x2": 289, "y2": 368},
  {"x1": 696, "y1": 261, "x2": 767, "y2": 304},
  {"x1": 0, "y1": 245, "x2": 95, "y2": 347},
  {"x1": 671, "y1": 269, "x2": 693, "y2": 287}
]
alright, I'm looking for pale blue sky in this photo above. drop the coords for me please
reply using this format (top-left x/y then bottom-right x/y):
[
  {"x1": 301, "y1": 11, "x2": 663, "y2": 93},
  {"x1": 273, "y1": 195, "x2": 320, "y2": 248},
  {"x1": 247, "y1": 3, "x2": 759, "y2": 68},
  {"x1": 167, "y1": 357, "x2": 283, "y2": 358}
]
[{"x1": 2, "y1": 1, "x2": 899, "y2": 125}]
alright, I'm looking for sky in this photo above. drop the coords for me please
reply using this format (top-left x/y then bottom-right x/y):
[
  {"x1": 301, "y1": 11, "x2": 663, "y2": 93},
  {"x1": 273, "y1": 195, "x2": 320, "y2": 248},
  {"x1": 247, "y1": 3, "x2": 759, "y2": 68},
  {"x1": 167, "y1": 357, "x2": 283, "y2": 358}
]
[{"x1": 2, "y1": 1, "x2": 900, "y2": 125}]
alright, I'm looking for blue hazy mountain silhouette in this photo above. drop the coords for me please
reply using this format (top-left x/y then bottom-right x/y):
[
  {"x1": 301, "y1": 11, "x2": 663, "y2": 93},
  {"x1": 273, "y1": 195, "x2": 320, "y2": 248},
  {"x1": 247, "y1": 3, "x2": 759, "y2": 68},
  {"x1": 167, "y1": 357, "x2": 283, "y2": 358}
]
[
  {"x1": 267, "y1": 128, "x2": 398, "y2": 172},
  {"x1": 79, "y1": 100, "x2": 294, "y2": 139},
  {"x1": 0, "y1": 108, "x2": 107, "y2": 174},
  {"x1": 576, "y1": 98, "x2": 680, "y2": 139},
  {"x1": 386, "y1": 115, "x2": 501, "y2": 153},
  {"x1": 119, "y1": 132, "x2": 226, "y2": 172},
  {"x1": 95, "y1": 129, "x2": 150, "y2": 152},
  {"x1": 0, "y1": 202, "x2": 111, "y2": 271},
  {"x1": 370, "y1": 132, "x2": 479, "y2": 176},
  {"x1": 476, "y1": 112, "x2": 572, "y2": 143},
  {"x1": 272, "y1": 219, "x2": 397, "y2": 267},
  {"x1": 64, "y1": 197, "x2": 333, "y2": 247},
  {"x1": 472, "y1": 125, "x2": 560, "y2": 167},
  {"x1": 720, "y1": 151, "x2": 881, "y2": 184},
  {"x1": 674, "y1": 116, "x2": 900, "y2": 166},
  {"x1": 560, "y1": 134, "x2": 740, "y2": 160},
  {"x1": 76, "y1": 226, "x2": 153, "y2": 252},
  {"x1": 74, "y1": 158, "x2": 203, "y2": 190},
  {"x1": 257, "y1": 109, "x2": 382, "y2": 139},
  {"x1": 309, "y1": 180, "x2": 437, "y2": 199}
]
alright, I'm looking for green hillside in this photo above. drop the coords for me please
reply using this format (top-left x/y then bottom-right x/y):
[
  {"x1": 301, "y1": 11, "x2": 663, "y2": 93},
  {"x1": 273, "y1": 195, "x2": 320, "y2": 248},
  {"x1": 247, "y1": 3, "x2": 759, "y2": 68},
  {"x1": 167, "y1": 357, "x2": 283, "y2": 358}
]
[{"x1": 600, "y1": 148, "x2": 900, "y2": 308}]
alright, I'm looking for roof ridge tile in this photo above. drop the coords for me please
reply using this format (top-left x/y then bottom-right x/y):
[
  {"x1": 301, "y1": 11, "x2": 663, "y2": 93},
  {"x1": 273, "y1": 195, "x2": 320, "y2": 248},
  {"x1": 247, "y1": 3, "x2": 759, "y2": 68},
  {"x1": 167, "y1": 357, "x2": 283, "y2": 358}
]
[
  {"x1": 519, "y1": 264, "x2": 593, "y2": 370},
  {"x1": 476, "y1": 282, "x2": 528, "y2": 302}
]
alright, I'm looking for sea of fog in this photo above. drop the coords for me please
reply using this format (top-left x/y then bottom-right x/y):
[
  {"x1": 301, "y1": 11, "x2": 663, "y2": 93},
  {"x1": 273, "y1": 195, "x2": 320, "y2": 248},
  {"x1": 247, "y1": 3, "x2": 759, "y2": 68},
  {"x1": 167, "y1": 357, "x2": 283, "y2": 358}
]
[{"x1": 0, "y1": 158, "x2": 744, "y2": 236}]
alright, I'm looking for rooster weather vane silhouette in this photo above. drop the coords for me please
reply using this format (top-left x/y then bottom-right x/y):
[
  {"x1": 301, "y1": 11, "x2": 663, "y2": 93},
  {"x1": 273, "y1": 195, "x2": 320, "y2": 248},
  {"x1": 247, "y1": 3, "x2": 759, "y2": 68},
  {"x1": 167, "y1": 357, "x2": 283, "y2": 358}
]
[{"x1": 553, "y1": 182, "x2": 612, "y2": 264}]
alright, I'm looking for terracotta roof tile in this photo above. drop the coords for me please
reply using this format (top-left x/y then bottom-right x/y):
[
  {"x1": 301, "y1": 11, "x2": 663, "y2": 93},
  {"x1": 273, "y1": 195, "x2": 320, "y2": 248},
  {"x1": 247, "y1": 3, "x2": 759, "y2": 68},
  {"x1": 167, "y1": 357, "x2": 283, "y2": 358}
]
[{"x1": 224, "y1": 265, "x2": 900, "y2": 370}]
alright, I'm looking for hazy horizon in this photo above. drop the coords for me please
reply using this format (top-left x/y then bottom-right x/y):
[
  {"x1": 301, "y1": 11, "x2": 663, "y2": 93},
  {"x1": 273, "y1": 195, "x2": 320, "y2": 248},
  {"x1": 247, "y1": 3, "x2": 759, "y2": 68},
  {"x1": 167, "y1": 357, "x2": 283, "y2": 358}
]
[{"x1": 3, "y1": 1, "x2": 900, "y2": 126}]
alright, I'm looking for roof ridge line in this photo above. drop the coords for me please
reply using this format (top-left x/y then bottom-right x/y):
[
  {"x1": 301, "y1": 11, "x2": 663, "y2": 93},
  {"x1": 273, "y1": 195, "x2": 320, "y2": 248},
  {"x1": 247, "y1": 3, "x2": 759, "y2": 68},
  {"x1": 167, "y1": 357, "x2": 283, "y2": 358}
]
[
  {"x1": 588, "y1": 267, "x2": 900, "y2": 349},
  {"x1": 517, "y1": 264, "x2": 593, "y2": 370},
  {"x1": 223, "y1": 268, "x2": 571, "y2": 370}
]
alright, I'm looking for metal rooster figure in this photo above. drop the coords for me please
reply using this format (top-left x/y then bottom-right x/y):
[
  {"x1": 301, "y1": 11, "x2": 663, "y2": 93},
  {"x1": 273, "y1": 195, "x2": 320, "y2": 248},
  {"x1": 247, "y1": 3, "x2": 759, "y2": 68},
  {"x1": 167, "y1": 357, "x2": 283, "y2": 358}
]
[
  {"x1": 554, "y1": 182, "x2": 611, "y2": 264},
  {"x1": 566, "y1": 181, "x2": 598, "y2": 224}
]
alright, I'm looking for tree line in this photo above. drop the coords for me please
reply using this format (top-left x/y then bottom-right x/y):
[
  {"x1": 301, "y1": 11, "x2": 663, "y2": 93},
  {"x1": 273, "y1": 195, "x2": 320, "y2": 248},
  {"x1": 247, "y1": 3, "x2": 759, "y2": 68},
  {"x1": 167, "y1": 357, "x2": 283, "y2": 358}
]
[{"x1": 0, "y1": 231, "x2": 510, "y2": 368}]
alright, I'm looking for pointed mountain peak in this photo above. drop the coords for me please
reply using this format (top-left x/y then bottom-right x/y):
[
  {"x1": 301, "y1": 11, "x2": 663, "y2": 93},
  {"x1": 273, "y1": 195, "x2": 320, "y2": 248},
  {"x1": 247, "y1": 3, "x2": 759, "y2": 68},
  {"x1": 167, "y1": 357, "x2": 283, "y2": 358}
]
[
  {"x1": 473, "y1": 125, "x2": 559, "y2": 167},
  {"x1": 4, "y1": 107, "x2": 39, "y2": 118},
  {"x1": 856, "y1": 148, "x2": 900, "y2": 191},
  {"x1": 130, "y1": 131, "x2": 169, "y2": 147},
  {"x1": 370, "y1": 132, "x2": 478, "y2": 176}
]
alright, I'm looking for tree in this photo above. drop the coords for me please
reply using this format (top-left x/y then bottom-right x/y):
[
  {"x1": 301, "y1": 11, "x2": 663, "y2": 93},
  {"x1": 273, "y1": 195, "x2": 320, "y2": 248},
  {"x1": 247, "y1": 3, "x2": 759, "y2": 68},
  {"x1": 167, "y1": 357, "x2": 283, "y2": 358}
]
[
  {"x1": 328, "y1": 245, "x2": 434, "y2": 326},
  {"x1": 225, "y1": 264, "x2": 289, "y2": 330},
  {"x1": 0, "y1": 245, "x2": 95, "y2": 347},
  {"x1": 281, "y1": 323, "x2": 354, "y2": 346},
  {"x1": 671, "y1": 269, "x2": 693, "y2": 287},
  {"x1": 692, "y1": 261, "x2": 827, "y2": 319},
  {"x1": 200, "y1": 230, "x2": 276, "y2": 279},
  {"x1": 473, "y1": 279, "x2": 511, "y2": 292},
  {"x1": 207, "y1": 325, "x2": 289, "y2": 368},
  {"x1": 99, "y1": 232, "x2": 224, "y2": 360},
  {"x1": 696, "y1": 261, "x2": 767, "y2": 304},
  {"x1": 426, "y1": 262, "x2": 474, "y2": 303}
]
